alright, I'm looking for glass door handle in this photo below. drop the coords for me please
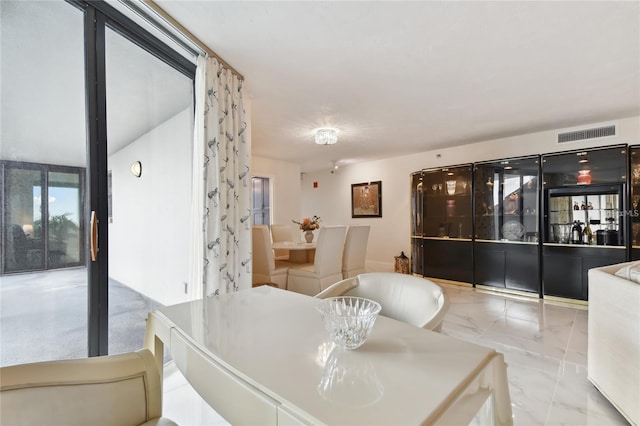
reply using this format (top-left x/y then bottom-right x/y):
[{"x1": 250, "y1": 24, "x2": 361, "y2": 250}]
[{"x1": 90, "y1": 211, "x2": 99, "y2": 262}]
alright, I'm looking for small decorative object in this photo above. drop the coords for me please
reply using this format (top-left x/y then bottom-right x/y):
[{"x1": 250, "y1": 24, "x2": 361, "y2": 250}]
[
  {"x1": 446, "y1": 180, "x2": 456, "y2": 195},
  {"x1": 446, "y1": 199, "x2": 456, "y2": 217},
  {"x1": 573, "y1": 201, "x2": 579, "y2": 210},
  {"x1": 501, "y1": 220, "x2": 525, "y2": 241},
  {"x1": 351, "y1": 181, "x2": 382, "y2": 218},
  {"x1": 633, "y1": 166, "x2": 640, "y2": 186},
  {"x1": 293, "y1": 215, "x2": 321, "y2": 242},
  {"x1": 316, "y1": 297, "x2": 381, "y2": 350},
  {"x1": 503, "y1": 193, "x2": 519, "y2": 214},
  {"x1": 305, "y1": 231, "x2": 314, "y2": 243},
  {"x1": 394, "y1": 251, "x2": 410, "y2": 274},
  {"x1": 577, "y1": 170, "x2": 592, "y2": 185}
]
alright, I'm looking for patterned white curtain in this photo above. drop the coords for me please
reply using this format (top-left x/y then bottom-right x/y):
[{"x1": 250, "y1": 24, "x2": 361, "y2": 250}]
[{"x1": 189, "y1": 55, "x2": 251, "y2": 298}]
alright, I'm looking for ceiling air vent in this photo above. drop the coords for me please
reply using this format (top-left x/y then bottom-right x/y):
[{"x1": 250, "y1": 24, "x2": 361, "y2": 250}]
[{"x1": 557, "y1": 124, "x2": 617, "y2": 144}]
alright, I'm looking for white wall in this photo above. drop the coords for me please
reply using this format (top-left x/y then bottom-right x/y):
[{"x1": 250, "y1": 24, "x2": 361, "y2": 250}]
[
  {"x1": 108, "y1": 108, "x2": 192, "y2": 305},
  {"x1": 251, "y1": 156, "x2": 302, "y2": 239},
  {"x1": 301, "y1": 116, "x2": 640, "y2": 272}
]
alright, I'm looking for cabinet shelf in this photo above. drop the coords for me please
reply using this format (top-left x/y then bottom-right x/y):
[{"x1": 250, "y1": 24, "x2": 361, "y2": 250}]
[{"x1": 550, "y1": 209, "x2": 618, "y2": 213}]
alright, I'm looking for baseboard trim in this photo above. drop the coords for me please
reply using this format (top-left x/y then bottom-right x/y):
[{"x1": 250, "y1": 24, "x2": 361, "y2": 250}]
[
  {"x1": 543, "y1": 295, "x2": 588, "y2": 309},
  {"x1": 425, "y1": 277, "x2": 473, "y2": 288},
  {"x1": 475, "y1": 285, "x2": 539, "y2": 300}
]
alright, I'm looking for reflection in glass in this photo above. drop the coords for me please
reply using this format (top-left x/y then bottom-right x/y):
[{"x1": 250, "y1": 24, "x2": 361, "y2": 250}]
[
  {"x1": 317, "y1": 345, "x2": 384, "y2": 407},
  {"x1": 48, "y1": 171, "x2": 81, "y2": 267},
  {"x1": 3, "y1": 168, "x2": 44, "y2": 272},
  {"x1": 474, "y1": 157, "x2": 539, "y2": 241}
]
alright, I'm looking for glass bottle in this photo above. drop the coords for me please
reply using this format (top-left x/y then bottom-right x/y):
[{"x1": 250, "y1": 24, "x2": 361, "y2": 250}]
[
  {"x1": 571, "y1": 221, "x2": 583, "y2": 244},
  {"x1": 583, "y1": 221, "x2": 593, "y2": 245}
]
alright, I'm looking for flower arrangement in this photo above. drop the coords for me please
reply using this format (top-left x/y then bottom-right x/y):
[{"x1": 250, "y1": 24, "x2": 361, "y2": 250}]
[{"x1": 292, "y1": 215, "x2": 321, "y2": 231}]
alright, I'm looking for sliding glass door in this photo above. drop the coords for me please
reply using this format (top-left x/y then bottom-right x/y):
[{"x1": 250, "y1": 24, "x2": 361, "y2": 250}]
[
  {"x1": 0, "y1": 0, "x2": 88, "y2": 365},
  {"x1": 104, "y1": 24, "x2": 194, "y2": 355},
  {"x1": 0, "y1": 0, "x2": 195, "y2": 365},
  {"x1": 1, "y1": 163, "x2": 85, "y2": 274}
]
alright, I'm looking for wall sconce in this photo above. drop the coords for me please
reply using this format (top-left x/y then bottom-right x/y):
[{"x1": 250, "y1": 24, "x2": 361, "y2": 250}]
[{"x1": 130, "y1": 161, "x2": 142, "y2": 178}]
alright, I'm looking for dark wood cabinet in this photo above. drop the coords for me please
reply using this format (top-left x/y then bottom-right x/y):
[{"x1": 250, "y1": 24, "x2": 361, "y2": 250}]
[
  {"x1": 475, "y1": 241, "x2": 540, "y2": 293},
  {"x1": 423, "y1": 238, "x2": 473, "y2": 283},
  {"x1": 411, "y1": 236, "x2": 424, "y2": 276},
  {"x1": 542, "y1": 245, "x2": 626, "y2": 300},
  {"x1": 409, "y1": 144, "x2": 633, "y2": 301},
  {"x1": 541, "y1": 146, "x2": 628, "y2": 300},
  {"x1": 630, "y1": 145, "x2": 640, "y2": 260}
]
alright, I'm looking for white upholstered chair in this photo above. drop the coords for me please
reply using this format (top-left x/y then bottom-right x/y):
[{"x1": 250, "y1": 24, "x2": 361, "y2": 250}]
[
  {"x1": 315, "y1": 272, "x2": 449, "y2": 332},
  {"x1": 252, "y1": 225, "x2": 290, "y2": 289},
  {"x1": 271, "y1": 224, "x2": 294, "y2": 260},
  {"x1": 342, "y1": 225, "x2": 370, "y2": 279},
  {"x1": 0, "y1": 349, "x2": 176, "y2": 426},
  {"x1": 287, "y1": 225, "x2": 346, "y2": 296}
]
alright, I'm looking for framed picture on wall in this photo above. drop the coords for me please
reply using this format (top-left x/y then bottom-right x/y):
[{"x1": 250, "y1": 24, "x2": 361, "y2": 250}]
[{"x1": 351, "y1": 181, "x2": 382, "y2": 218}]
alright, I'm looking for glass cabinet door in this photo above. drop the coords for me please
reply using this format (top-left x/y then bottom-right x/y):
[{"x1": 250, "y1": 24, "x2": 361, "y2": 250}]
[
  {"x1": 410, "y1": 172, "x2": 424, "y2": 275},
  {"x1": 411, "y1": 172, "x2": 424, "y2": 236},
  {"x1": 542, "y1": 145, "x2": 626, "y2": 187},
  {"x1": 631, "y1": 146, "x2": 640, "y2": 257},
  {"x1": 423, "y1": 165, "x2": 472, "y2": 239},
  {"x1": 474, "y1": 156, "x2": 539, "y2": 242},
  {"x1": 542, "y1": 145, "x2": 627, "y2": 247}
]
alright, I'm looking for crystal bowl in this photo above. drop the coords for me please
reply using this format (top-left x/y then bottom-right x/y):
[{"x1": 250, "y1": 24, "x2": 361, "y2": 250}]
[{"x1": 316, "y1": 297, "x2": 382, "y2": 350}]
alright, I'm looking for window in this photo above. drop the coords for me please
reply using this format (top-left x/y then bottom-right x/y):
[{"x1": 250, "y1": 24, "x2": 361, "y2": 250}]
[{"x1": 252, "y1": 177, "x2": 270, "y2": 225}]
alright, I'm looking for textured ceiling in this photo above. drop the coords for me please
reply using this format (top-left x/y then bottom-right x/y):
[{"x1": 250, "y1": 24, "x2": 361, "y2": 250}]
[{"x1": 157, "y1": 0, "x2": 640, "y2": 172}]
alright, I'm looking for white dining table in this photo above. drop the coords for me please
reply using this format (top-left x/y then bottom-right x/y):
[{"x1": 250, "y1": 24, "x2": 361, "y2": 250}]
[
  {"x1": 145, "y1": 286, "x2": 513, "y2": 425},
  {"x1": 272, "y1": 241, "x2": 316, "y2": 263}
]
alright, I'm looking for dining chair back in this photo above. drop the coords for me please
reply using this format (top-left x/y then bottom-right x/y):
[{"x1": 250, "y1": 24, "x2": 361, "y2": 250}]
[
  {"x1": 342, "y1": 225, "x2": 370, "y2": 279},
  {"x1": 271, "y1": 224, "x2": 294, "y2": 260},
  {"x1": 0, "y1": 349, "x2": 176, "y2": 426},
  {"x1": 315, "y1": 272, "x2": 449, "y2": 331},
  {"x1": 252, "y1": 225, "x2": 289, "y2": 289},
  {"x1": 287, "y1": 225, "x2": 346, "y2": 296}
]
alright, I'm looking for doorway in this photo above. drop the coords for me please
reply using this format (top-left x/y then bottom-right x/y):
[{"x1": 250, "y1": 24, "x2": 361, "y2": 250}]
[{"x1": 252, "y1": 177, "x2": 271, "y2": 225}]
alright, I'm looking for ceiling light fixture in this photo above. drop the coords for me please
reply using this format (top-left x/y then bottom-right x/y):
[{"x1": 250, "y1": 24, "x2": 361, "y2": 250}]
[{"x1": 315, "y1": 128, "x2": 338, "y2": 145}]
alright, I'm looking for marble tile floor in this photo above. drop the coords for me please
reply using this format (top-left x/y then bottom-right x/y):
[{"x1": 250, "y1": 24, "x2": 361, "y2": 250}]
[{"x1": 162, "y1": 284, "x2": 630, "y2": 426}]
